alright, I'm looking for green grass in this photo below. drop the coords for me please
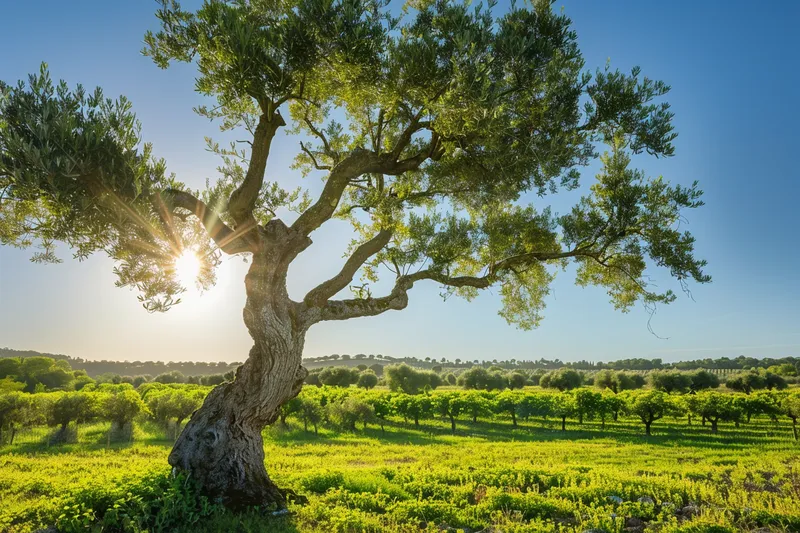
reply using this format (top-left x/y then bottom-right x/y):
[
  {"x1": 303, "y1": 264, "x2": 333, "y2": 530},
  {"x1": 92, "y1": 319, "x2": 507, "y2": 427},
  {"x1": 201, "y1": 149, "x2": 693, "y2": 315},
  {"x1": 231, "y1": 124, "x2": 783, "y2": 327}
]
[{"x1": 1, "y1": 415, "x2": 799, "y2": 532}]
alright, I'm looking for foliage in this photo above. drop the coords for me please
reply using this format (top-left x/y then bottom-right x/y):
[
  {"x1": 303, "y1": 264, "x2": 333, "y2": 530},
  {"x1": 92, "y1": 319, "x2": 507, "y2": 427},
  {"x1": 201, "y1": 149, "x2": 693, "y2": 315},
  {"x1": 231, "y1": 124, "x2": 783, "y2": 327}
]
[
  {"x1": 153, "y1": 371, "x2": 186, "y2": 384},
  {"x1": 688, "y1": 370, "x2": 720, "y2": 392},
  {"x1": 356, "y1": 371, "x2": 378, "y2": 390},
  {"x1": 540, "y1": 369, "x2": 582, "y2": 391},
  {"x1": 0, "y1": 356, "x2": 87, "y2": 393},
  {"x1": 458, "y1": 366, "x2": 508, "y2": 391},
  {"x1": 318, "y1": 367, "x2": 360, "y2": 388},
  {"x1": 2, "y1": 0, "x2": 710, "y2": 328},
  {"x1": 623, "y1": 390, "x2": 682, "y2": 435},
  {"x1": 101, "y1": 390, "x2": 148, "y2": 431},
  {"x1": 47, "y1": 391, "x2": 98, "y2": 430},
  {"x1": 384, "y1": 364, "x2": 440, "y2": 394},
  {"x1": 649, "y1": 370, "x2": 693, "y2": 394},
  {"x1": 686, "y1": 391, "x2": 739, "y2": 432}
]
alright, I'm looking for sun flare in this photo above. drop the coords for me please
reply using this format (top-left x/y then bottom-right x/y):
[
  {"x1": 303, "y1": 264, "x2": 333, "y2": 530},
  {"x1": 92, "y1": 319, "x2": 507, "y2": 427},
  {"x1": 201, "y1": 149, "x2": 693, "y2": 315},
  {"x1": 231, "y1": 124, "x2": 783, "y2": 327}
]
[{"x1": 174, "y1": 249, "x2": 201, "y2": 288}]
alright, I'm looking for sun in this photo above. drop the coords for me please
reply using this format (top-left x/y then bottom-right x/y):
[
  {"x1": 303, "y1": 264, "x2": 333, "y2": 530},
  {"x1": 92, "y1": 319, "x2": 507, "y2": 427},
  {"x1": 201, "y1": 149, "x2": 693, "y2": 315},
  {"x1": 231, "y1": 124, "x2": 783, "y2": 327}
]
[{"x1": 174, "y1": 249, "x2": 202, "y2": 288}]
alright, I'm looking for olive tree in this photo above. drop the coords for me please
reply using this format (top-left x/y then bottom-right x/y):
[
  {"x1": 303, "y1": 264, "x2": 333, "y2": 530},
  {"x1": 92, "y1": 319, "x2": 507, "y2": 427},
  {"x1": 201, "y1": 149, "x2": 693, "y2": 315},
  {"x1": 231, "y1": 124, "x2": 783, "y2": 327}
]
[
  {"x1": 688, "y1": 391, "x2": 739, "y2": 433},
  {"x1": 0, "y1": 0, "x2": 708, "y2": 508},
  {"x1": 624, "y1": 390, "x2": 679, "y2": 436},
  {"x1": 782, "y1": 393, "x2": 800, "y2": 441},
  {"x1": 47, "y1": 391, "x2": 98, "y2": 438}
]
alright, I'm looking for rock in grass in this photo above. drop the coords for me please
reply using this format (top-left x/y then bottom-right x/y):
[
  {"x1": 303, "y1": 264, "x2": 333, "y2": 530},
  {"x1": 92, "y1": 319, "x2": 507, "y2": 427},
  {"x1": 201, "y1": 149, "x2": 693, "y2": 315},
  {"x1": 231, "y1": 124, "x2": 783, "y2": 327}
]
[
  {"x1": 607, "y1": 495, "x2": 624, "y2": 504},
  {"x1": 678, "y1": 504, "x2": 700, "y2": 517},
  {"x1": 625, "y1": 517, "x2": 645, "y2": 528}
]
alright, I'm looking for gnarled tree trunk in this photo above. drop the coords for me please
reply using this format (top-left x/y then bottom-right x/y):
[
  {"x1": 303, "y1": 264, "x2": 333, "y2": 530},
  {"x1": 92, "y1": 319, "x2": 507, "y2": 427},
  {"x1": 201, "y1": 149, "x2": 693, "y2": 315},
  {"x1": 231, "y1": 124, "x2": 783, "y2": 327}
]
[{"x1": 168, "y1": 239, "x2": 309, "y2": 509}]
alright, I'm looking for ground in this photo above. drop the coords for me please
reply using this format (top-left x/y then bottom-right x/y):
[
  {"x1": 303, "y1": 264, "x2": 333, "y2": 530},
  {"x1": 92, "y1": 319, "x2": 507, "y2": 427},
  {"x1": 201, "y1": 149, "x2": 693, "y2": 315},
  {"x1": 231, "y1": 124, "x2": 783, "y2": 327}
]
[{"x1": 1, "y1": 414, "x2": 799, "y2": 532}]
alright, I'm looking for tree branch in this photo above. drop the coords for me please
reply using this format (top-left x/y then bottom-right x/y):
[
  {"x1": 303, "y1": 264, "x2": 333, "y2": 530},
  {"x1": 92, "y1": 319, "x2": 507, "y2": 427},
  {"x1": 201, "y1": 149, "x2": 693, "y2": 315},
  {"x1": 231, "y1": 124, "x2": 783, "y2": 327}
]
[
  {"x1": 290, "y1": 148, "x2": 374, "y2": 237},
  {"x1": 302, "y1": 115, "x2": 334, "y2": 160},
  {"x1": 303, "y1": 228, "x2": 393, "y2": 306},
  {"x1": 306, "y1": 244, "x2": 612, "y2": 324},
  {"x1": 227, "y1": 111, "x2": 285, "y2": 225},
  {"x1": 299, "y1": 141, "x2": 332, "y2": 171},
  {"x1": 156, "y1": 189, "x2": 254, "y2": 254}
]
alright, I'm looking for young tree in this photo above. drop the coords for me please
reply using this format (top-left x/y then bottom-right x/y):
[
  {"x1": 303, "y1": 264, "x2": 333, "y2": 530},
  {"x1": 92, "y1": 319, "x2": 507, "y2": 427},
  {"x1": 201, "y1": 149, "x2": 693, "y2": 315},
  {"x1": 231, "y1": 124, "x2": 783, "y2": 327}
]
[
  {"x1": 738, "y1": 391, "x2": 781, "y2": 423},
  {"x1": 594, "y1": 370, "x2": 617, "y2": 393},
  {"x1": 101, "y1": 389, "x2": 148, "y2": 435},
  {"x1": 356, "y1": 371, "x2": 378, "y2": 390},
  {"x1": 573, "y1": 388, "x2": 602, "y2": 424},
  {"x1": 495, "y1": 390, "x2": 524, "y2": 427},
  {"x1": 318, "y1": 366, "x2": 360, "y2": 387},
  {"x1": 597, "y1": 392, "x2": 625, "y2": 429},
  {"x1": 725, "y1": 372, "x2": 766, "y2": 394},
  {"x1": 47, "y1": 391, "x2": 98, "y2": 439},
  {"x1": 549, "y1": 392, "x2": 576, "y2": 432},
  {"x1": 385, "y1": 364, "x2": 439, "y2": 394},
  {"x1": 649, "y1": 371, "x2": 692, "y2": 394},
  {"x1": 459, "y1": 367, "x2": 507, "y2": 391},
  {"x1": 296, "y1": 396, "x2": 323, "y2": 434},
  {"x1": 0, "y1": 392, "x2": 34, "y2": 444},
  {"x1": 391, "y1": 394, "x2": 433, "y2": 427},
  {"x1": 506, "y1": 372, "x2": 527, "y2": 390},
  {"x1": 364, "y1": 392, "x2": 392, "y2": 432},
  {"x1": 781, "y1": 393, "x2": 800, "y2": 441},
  {"x1": 1, "y1": 0, "x2": 709, "y2": 507},
  {"x1": 689, "y1": 370, "x2": 720, "y2": 392},
  {"x1": 541, "y1": 369, "x2": 583, "y2": 391},
  {"x1": 624, "y1": 390, "x2": 677, "y2": 436},
  {"x1": 327, "y1": 397, "x2": 374, "y2": 431},
  {"x1": 688, "y1": 391, "x2": 739, "y2": 433},
  {"x1": 433, "y1": 392, "x2": 466, "y2": 435},
  {"x1": 461, "y1": 390, "x2": 495, "y2": 423}
]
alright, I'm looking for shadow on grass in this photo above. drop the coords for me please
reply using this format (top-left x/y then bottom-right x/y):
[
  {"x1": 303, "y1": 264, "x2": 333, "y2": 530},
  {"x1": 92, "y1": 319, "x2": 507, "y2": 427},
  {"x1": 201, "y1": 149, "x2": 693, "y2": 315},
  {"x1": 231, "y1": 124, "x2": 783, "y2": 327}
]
[
  {"x1": 4, "y1": 416, "x2": 796, "y2": 456},
  {"x1": 265, "y1": 415, "x2": 798, "y2": 452}
]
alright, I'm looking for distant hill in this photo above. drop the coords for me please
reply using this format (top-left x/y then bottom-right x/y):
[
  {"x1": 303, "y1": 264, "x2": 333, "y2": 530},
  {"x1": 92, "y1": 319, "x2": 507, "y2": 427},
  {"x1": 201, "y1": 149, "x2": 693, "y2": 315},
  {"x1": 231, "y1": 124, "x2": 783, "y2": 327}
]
[
  {"x1": 2, "y1": 347, "x2": 798, "y2": 377},
  {"x1": 0, "y1": 347, "x2": 240, "y2": 378}
]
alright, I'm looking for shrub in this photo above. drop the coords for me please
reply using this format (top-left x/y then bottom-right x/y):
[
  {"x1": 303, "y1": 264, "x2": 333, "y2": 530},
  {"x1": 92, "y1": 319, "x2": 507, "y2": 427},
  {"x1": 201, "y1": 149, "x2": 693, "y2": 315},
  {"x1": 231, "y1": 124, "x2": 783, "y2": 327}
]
[
  {"x1": 327, "y1": 397, "x2": 375, "y2": 431},
  {"x1": 458, "y1": 366, "x2": 508, "y2": 391},
  {"x1": 318, "y1": 367, "x2": 360, "y2": 387},
  {"x1": 385, "y1": 364, "x2": 440, "y2": 394},
  {"x1": 649, "y1": 371, "x2": 692, "y2": 393},
  {"x1": 540, "y1": 369, "x2": 582, "y2": 391},
  {"x1": 154, "y1": 371, "x2": 186, "y2": 384},
  {"x1": 356, "y1": 371, "x2": 378, "y2": 389},
  {"x1": 101, "y1": 389, "x2": 147, "y2": 437}
]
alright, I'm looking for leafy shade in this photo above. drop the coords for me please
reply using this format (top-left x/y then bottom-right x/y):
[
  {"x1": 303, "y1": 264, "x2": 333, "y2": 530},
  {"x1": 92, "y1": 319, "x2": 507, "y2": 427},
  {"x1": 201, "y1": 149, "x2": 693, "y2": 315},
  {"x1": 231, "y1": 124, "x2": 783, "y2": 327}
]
[{"x1": 1, "y1": 0, "x2": 709, "y2": 327}]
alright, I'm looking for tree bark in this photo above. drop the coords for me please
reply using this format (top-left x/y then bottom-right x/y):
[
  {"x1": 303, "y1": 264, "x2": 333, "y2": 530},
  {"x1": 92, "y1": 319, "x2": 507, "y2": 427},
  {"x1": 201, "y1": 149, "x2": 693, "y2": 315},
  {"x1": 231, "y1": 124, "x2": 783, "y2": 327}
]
[
  {"x1": 710, "y1": 419, "x2": 718, "y2": 433},
  {"x1": 561, "y1": 416, "x2": 566, "y2": 432},
  {"x1": 168, "y1": 247, "x2": 309, "y2": 510},
  {"x1": 645, "y1": 420, "x2": 652, "y2": 436}
]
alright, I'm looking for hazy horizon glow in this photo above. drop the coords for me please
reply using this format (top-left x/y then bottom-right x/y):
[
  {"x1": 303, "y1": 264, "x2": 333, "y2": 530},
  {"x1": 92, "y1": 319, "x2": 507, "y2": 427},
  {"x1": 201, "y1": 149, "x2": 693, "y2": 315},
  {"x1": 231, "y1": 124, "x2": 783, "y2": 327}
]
[{"x1": 1, "y1": 1, "x2": 798, "y2": 364}]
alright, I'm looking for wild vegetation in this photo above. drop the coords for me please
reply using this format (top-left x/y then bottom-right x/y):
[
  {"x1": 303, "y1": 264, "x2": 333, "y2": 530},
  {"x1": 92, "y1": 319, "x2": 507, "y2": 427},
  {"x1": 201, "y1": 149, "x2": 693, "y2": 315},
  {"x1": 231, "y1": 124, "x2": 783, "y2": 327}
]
[{"x1": 1, "y1": 381, "x2": 799, "y2": 532}]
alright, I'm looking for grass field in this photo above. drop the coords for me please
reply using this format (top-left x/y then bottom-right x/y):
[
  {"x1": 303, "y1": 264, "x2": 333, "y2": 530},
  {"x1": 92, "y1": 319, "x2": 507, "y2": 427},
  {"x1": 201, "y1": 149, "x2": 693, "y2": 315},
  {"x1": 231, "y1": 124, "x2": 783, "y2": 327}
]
[{"x1": 1, "y1": 411, "x2": 799, "y2": 533}]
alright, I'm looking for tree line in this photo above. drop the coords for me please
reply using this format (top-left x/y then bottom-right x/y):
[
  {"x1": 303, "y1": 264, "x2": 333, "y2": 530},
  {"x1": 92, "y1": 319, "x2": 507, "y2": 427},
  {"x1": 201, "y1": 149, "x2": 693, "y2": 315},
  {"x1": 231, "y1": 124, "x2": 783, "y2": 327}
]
[
  {"x1": 304, "y1": 363, "x2": 795, "y2": 395},
  {"x1": 1, "y1": 384, "x2": 798, "y2": 446},
  {"x1": 0, "y1": 356, "x2": 235, "y2": 393},
  {"x1": 4, "y1": 347, "x2": 799, "y2": 378}
]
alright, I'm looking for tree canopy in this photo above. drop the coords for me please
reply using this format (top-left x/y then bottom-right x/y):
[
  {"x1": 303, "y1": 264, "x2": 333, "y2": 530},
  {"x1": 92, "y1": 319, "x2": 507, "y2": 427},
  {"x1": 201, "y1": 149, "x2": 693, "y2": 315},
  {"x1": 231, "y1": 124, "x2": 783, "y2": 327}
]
[{"x1": 1, "y1": 0, "x2": 709, "y2": 326}]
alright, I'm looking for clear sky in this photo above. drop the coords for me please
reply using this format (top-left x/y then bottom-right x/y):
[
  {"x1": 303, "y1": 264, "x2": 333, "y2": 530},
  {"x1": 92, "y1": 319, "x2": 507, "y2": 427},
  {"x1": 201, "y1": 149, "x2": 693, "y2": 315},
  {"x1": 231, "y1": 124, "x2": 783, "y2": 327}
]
[{"x1": 1, "y1": 1, "x2": 798, "y2": 364}]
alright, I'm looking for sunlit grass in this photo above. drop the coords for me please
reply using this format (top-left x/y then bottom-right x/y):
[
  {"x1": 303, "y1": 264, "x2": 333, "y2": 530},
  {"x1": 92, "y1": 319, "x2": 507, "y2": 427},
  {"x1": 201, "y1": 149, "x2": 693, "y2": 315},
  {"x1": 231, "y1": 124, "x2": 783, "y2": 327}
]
[{"x1": 1, "y1": 414, "x2": 799, "y2": 532}]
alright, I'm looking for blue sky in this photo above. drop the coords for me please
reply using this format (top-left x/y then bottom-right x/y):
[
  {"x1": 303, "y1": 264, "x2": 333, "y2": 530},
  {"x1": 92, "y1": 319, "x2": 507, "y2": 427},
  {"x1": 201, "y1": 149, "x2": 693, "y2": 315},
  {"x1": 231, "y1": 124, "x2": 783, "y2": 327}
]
[{"x1": 1, "y1": 1, "x2": 798, "y2": 364}]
